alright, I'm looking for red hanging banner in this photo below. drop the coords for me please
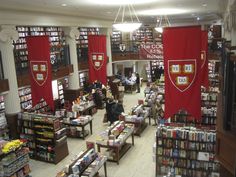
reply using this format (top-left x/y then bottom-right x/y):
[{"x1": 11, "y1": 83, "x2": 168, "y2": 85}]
[
  {"x1": 26, "y1": 36, "x2": 54, "y2": 111},
  {"x1": 200, "y1": 31, "x2": 209, "y2": 89},
  {"x1": 88, "y1": 35, "x2": 107, "y2": 85},
  {"x1": 139, "y1": 43, "x2": 163, "y2": 60},
  {"x1": 163, "y1": 26, "x2": 201, "y2": 119}
]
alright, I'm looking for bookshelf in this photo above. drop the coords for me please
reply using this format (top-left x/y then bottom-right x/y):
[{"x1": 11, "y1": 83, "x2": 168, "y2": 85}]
[
  {"x1": 155, "y1": 126, "x2": 220, "y2": 177},
  {"x1": 79, "y1": 70, "x2": 89, "y2": 87},
  {"x1": 76, "y1": 27, "x2": 100, "y2": 62},
  {"x1": 133, "y1": 27, "x2": 154, "y2": 42},
  {"x1": 13, "y1": 26, "x2": 67, "y2": 73},
  {"x1": 18, "y1": 112, "x2": 69, "y2": 164},
  {"x1": 0, "y1": 95, "x2": 8, "y2": 140},
  {"x1": 111, "y1": 30, "x2": 122, "y2": 51},
  {"x1": 0, "y1": 140, "x2": 31, "y2": 177}
]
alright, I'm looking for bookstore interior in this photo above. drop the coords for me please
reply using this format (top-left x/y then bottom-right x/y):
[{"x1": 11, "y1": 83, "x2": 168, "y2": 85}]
[{"x1": 0, "y1": 0, "x2": 236, "y2": 177}]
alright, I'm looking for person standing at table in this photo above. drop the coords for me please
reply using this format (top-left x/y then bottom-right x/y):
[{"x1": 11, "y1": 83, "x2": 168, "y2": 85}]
[{"x1": 136, "y1": 73, "x2": 140, "y2": 93}]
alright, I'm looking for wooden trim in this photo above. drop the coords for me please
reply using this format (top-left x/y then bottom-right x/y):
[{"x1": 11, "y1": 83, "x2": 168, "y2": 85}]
[
  {"x1": 17, "y1": 65, "x2": 73, "y2": 88},
  {"x1": 78, "y1": 61, "x2": 89, "y2": 70},
  {"x1": 0, "y1": 79, "x2": 9, "y2": 93}
]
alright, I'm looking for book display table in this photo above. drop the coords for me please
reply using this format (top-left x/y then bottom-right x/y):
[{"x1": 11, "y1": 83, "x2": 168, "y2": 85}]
[
  {"x1": 96, "y1": 121, "x2": 134, "y2": 165},
  {"x1": 62, "y1": 115, "x2": 93, "y2": 140},
  {"x1": 56, "y1": 148, "x2": 107, "y2": 177},
  {"x1": 72, "y1": 101, "x2": 97, "y2": 116},
  {"x1": 121, "y1": 104, "x2": 150, "y2": 136}
]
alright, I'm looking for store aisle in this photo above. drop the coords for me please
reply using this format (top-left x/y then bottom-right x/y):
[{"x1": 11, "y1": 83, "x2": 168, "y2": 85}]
[{"x1": 30, "y1": 86, "x2": 156, "y2": 177}]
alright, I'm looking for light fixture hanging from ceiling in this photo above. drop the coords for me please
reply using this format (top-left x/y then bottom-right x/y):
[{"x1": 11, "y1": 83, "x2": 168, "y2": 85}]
[
  {"x1": 155, "y1": 15, "x2": 171, "y2": 33},
  {"x1": 113, "y1": 4, "x2": 142, "y2": 32}
]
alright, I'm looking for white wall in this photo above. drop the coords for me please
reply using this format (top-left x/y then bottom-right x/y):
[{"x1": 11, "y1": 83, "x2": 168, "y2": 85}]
[{"x1": 0, "y1": 9, "x2": 112, "y2": 27}]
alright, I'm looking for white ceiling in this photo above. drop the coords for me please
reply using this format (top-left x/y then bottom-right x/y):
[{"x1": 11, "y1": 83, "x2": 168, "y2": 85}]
[{"x1": 0, "y1": 0, "x2": 227, "y2": 26}]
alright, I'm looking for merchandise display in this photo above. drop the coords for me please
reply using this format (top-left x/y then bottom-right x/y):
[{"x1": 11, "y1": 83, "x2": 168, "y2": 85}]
[
  {"x1": 96, "y1": 121, "x2": 134, "y2": 164},
  {"x1": 155, "y1": 125, "x2": 219, "y2": 177},
  {"x1": 0, "y1": 139, "x2": 30, "y2": 177},
  {"x1": 63, "y1": 115, "x2": 93, "y2": 139},
  {"x1": 18, "y1": 112, "x2": 69, "y2": 164},
  {"x1": 72, "y1": 97, "x2": 97, "y2": 116},
  {"x1": 121, "y1": 103, "x2": 150, "y2": 136},
  {"x1": 56, "y1": 148, "x2": 107, "y2": 177}
]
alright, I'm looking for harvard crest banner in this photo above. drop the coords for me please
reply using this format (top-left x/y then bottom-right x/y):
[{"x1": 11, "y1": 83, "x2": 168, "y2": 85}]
[
  {"x1": 163, "y1": 26, "x2": 201, "y2": 119},
  {"x1": 200, "y1": 31, "x2": 209, "y2": 89},
  {"x1": 88, "y1": 35, "x2": 107, "y2": 85},
  {"x1": 26, "y1": 36, "x2": 54, "y2": 111},
  {"x1": 139, "y1": 43, "x2": 163, "y2": 60}
]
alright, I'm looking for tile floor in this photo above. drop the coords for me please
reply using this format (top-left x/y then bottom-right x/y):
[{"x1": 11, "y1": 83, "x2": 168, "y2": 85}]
[{"x1": 30, "y1": 86, "x2": 156, "y2": 177}]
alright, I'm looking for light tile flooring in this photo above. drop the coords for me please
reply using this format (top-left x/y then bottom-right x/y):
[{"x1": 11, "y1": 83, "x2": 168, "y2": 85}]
[{"x1": 30, "y1": 86, "x2": 156, "y2": 177}]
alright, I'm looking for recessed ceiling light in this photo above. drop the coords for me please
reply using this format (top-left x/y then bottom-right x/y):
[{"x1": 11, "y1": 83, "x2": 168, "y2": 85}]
[
  {"x1": 106, "y1": 11, "x2": 112, "y2": 14},
  {"x1": 61, "y1": 3, "x2": 67, "y2": 7},
  {"x1": 139, "y1": 8, "x2": 189, "y2": 15},
  {"x1": 202, "y1": 3, "x2": 207, "y2": 7},
  {"x1": 197, "y1": 17, "x2": 200, "y2": 21}
]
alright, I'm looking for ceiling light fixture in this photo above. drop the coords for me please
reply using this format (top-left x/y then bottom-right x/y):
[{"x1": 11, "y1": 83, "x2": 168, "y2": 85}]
[
  {"x1": 61, "y1": 3, "x2": 67, "y2": 7},
  {"x1": 155, "y1": 15, "x2": 171, "y2": 33},
  {"x1": 113, "y1": 4, "x2": 142, "y2": 32}
]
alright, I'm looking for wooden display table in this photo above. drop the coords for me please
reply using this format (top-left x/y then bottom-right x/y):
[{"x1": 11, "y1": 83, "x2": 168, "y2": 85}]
[
  {"x1": 72, "y1": 101, "x2": 97, "y2": 116},
  {"x1": 124, "y1": 83, "x2": 136, "y2": 93},
  {"x1": 57, "y1": 148, "x2": 107, "y2": 177},
  {"x1": 62, "y1": 116, "x2": 93, "y2": 140},
  {"x1": 96, "y1": 121, "x2": 135, "y2": 165}
]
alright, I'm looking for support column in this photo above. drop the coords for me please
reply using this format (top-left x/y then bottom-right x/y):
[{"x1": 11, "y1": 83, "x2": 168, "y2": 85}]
[
  {"x1": 0, "y1": 25, "x2": 20, "y2": 138},
  {"x1": 100, "y1": 28, "x2": 113, "y2": 76},
  {"x1": 63, "y1": 27, "x2": 82, "y2": 102}
]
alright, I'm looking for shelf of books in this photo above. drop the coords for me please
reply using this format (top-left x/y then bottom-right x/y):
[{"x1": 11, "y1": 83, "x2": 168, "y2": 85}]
[
  {"x1": 155, "y1": 125, "x2": 220, "y2": 177},
  {"x1": 13, "y1": 26, "x2": 67, "y2": 73},
  {"x1": 76, "y1": 27, "x2": 100, "y2": 62},
  {"x1": 18, "y1": 112, "x2": 69, "y2": 164},
  {"x1": 133, "y1": 27, "x2": 154, "y2": 42},
  {"x1": 0, "y1": 140, "x2": 31, "y2": 177},
  {"x1": 0, "y1": 95, "x2": 8, "y2": 140}
]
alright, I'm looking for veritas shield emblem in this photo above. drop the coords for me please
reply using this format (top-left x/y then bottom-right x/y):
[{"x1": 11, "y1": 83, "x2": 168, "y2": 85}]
[
  {"x1": 168, "y1": 59, "x2": 196, "y2": 92},
  {"x1": 91, "y1": 53, "x2": 104, "y2": 70},
  {"x1": 30, "y1": 61, "x2": 48, "y2": 86}
]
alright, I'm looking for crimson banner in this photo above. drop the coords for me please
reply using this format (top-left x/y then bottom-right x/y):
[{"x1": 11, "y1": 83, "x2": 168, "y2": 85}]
[
  {"x1": 163, "y1": 26, "x2": 201, "y2": 119},
  {"x1": 139, "y1": 43, "x2": 163, "y2": 60},
  {"x1": 88, "y1": 35, "x2": 107, "y2": 85},
  {"x1": 200, "y1": 31, "x2": 209, "y2": 89},
  {"x1": 26, "y1": 36, "x2": 54, "y2": 111}
]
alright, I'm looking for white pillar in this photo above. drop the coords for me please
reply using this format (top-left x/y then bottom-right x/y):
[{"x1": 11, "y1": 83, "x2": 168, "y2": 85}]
[
  {"x1": 64, "y1": 27, "x2": 80, "y2": 89},
  {"x1": 100, "y1": 28, "x2": 113, "y2": 76},
  {"x1": 0, "y1": 25, "x2": 21, "y2": 114}
]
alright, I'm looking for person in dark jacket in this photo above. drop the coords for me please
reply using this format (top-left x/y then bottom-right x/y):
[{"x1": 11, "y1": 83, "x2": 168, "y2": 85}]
[
  {"x1": 106, "y1": 98, "x2": 116, "y2": 124},
  {"x1": 111, "y1": 100, "x2": 124, "y2": 124},
  {"x1": 136, "y1": 73, "x2": 140, "y2": 93}
]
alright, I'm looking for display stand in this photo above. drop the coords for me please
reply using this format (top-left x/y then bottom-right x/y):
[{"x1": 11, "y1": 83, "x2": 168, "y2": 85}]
[
  {"x1": 124, "y1": 84, "x2": 136, "y2": 93},
  {"x1": 18, "y1": 112, "x2": 69, "y2": 164},
  {"x1": 96, "y1": 121, "x2": 134, "y2": 164},
  {"x1": 0, "y1": 141, "x2": 31, "y2": 177},
  {"x1": 121, "y1": 104, "x2": 150, "y2": 136},
  {"x1": 57, "y1": 148, "x2": 107, "y2": 177},
  {"x1": 0, "y1": 96, "x2": 8, "y2": 140},
  {"x1": 62, "y1": 115, "x2": 93, "y2": 139},
  {"x1": 72, "y1": 101, "x2": 97, "y2": 116}
]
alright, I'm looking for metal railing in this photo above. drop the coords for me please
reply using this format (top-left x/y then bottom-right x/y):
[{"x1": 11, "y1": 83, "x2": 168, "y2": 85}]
[{"x1": 0, "y1": 51, "x2": 4, "y2": 79}]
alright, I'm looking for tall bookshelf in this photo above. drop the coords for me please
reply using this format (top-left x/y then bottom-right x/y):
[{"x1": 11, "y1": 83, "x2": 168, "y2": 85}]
[
  {"x1": 0, "y1": 95, "x2": 8, "y2": 140},
  {"x1": 79, "y1": 70, "x2": 89, "y2": 87},
  {"x1": 18, "y1": 112, "x2": 69, "y2": 164},
  {"x1": 13, "y1": 26, "x2": 67, "y2": 73},
  {"x1": 76, "y1": 27, "x2": 100, "y2": 62},
  {"x1": 155, "y1": 126, "x2": 219, "y2": 177},
  {"x1": 133, "y1": 27, "x2": 154, "y2": 42},
  {"x1": 111, "y1": 30, "x2": 122, "y2": 51}
]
